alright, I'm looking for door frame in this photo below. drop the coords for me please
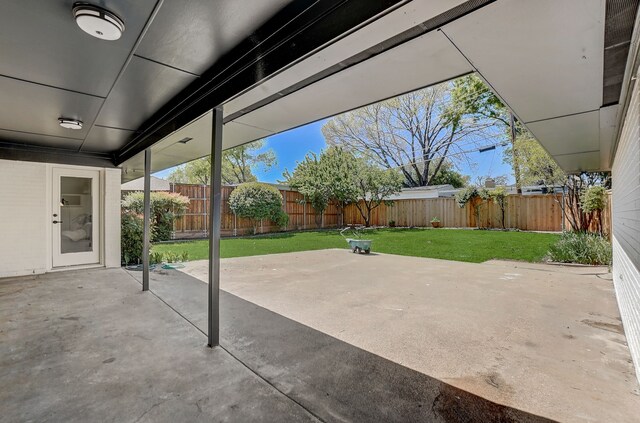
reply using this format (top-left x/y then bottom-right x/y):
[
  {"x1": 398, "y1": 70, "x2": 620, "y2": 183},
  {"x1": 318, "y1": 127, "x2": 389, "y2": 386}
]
[{"x1": 51, "y1": 167, "x2": 101, "y2": 268}]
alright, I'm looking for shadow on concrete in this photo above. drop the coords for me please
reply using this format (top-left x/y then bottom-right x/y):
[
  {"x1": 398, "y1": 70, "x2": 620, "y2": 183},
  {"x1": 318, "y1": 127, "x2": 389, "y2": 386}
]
[{"x1": 139, "y1": 268, "x2": 557, "y2": 423}]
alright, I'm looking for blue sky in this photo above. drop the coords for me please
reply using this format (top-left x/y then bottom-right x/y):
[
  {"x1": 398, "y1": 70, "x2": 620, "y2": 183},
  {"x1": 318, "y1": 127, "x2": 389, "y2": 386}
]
[{"x1": 155, "y1": 118, "x2": 515, "y2": 185}]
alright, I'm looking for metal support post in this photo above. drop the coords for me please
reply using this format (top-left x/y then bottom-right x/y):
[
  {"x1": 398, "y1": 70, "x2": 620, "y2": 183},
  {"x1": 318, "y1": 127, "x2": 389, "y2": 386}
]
[
  {"x1": 142, "y1": 148, "x2": 151, "y2": 292},
  {"x1": 208, "y1": 107, "x2": 223, "y2": 347}
]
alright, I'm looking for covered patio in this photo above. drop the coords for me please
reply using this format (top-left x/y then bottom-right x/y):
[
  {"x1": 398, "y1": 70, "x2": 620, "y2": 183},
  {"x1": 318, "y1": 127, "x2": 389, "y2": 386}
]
[{"x1": 2, "y1": 0, "x2": 640, "y2": 421}]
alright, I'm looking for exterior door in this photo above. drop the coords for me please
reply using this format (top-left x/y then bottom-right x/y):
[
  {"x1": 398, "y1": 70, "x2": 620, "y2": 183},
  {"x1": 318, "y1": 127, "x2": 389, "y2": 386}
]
[{"x1": 52, "y1": 168, "x2": 100, "y2": 267}]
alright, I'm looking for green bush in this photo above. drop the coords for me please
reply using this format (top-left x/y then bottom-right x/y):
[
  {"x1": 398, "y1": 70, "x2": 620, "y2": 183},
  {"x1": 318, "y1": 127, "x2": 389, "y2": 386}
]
[
  {"x1": 547, "y1": 232, "x2": 612, "y2": 265},
  {"x1": 149, "y1": 251, "x2": 164, "y2": 265},
  {"x1": 228, "y1": 182, "x2": 288, "y2": 232},
  {"x1": 122, "y1": 191, "x2": 189, "y2": 242},
  {"x1": 121, "y1": 211, "x2": 154, "y2": 265},
  {"x1": 580, "y1": 186, "x2": 607, "y2": 214}
]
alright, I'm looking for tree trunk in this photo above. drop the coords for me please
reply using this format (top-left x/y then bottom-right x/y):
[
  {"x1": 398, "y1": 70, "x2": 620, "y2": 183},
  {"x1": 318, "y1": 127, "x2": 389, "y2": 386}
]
[{"x1": 510, "y1": 113, "x2": 522, "y2": 194}]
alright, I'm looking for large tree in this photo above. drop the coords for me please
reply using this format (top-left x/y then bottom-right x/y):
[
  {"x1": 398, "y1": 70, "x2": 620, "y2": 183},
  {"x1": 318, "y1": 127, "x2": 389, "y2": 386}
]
[
  {"x1": 448, "y1": 74, "x2": 524, "y2": 192},
  {"x1": 168, "y1": 140, "x2": 276, "y2": 185},
  {"x1": 322, "y1": 82, "x2": 492, "y2": 188}
]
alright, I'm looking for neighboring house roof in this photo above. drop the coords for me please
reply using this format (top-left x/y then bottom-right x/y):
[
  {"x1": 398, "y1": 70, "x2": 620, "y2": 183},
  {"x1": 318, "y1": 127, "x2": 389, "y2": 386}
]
[
  {"x1": 389, "y1": 185, "x2": 454, "y2": 200},
  {"x1": 121, "y1": 176, "x2": 171, "y2": 192}
]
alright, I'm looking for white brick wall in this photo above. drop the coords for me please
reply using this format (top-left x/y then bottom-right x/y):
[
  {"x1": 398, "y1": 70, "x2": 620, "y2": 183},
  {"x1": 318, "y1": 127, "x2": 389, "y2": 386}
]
[
  {"x1": 0, "y1": 161, "x2": 48, "y2": 277},
  {"x1": 612, "y1": 68, "x2": 640, "y2": 383},
  {"x1": 0, "y1": 159, "x2": 121, "y2": 277},
  {"x1": 104, "y1": 168, "x2": 121, "y2": 268}
]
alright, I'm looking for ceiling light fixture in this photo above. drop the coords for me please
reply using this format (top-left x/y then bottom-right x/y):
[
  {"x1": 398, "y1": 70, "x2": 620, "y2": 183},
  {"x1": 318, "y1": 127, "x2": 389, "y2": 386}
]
[
  {"x1": 73, "y1": 3, "x2": 125, "y2": 41},
  {"x1": 58, "y1": 118, "x2": 83, "y2": 130}
]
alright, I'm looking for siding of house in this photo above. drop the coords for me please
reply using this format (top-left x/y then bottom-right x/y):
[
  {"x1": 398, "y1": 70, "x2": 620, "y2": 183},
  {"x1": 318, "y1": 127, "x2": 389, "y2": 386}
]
[
  {"x1": 0, "y1": 160, "x2": 48, "y2": 277},
  {"x1": 611, "y1": 68, "x2": 640, "y2": 383},
  {"x1": 0, "y1": 159, "x2": 121, "y2": 277}
]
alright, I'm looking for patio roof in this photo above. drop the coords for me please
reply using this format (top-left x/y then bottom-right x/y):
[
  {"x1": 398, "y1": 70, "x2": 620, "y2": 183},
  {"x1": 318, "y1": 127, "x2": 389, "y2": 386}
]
[{"x1": 0, "y1": 1, "x2": 638, "y2": 177}]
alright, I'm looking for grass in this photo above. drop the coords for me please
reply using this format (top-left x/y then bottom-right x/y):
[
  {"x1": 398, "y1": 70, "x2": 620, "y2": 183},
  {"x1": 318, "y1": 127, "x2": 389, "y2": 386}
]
[{"x1": 152, "y1": 228, "x2": 560, "y2": 263}]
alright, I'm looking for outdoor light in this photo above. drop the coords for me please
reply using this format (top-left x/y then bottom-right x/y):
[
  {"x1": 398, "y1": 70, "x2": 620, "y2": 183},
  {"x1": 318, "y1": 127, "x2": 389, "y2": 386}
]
[
  {"x1": 58, "y1": 118, "x2": 83, "y2": 130},
  {"x1": 177, "y1": 137, "x2": 193, "y2": 144},
  {"x1": 73, "y1": 3, "x2": 125, "y2": 41}
]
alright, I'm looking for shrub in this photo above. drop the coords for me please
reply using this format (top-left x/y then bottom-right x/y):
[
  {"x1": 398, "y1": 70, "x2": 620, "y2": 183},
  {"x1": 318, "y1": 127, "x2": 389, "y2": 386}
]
[
  {"x1": 273, "y1": 210, "x2": 289, "y2": 229},
  {"x1": 388, "y1": 220, "x2": 396, "y2": 227},
  {"x1": 547, "y1": 232, "x2": 612, "y2": 265},
  {"x1": 149, "y1": 251, "x2": 164, "y2": 265},
  {"x1": 228, "y1": 182, "x2": 288, "y2": 233},
  {"x1": 121, "y1": 211, "x2": 154, "y2": 265},
  {"x1": 122, "y1": 191, "x2": 189, "y2": 242},
  {"x1": 455, "y1": 186, "x2": 489, "y2": 228},
  {"x1": 580, "y1": 186, "x2": 607, "y2": 213},
  {"x1": 430, "y1": 217, "x2": 441, "y2": 223},
  {"x1": 489, "y1": 187, "x2": 509, "y2": 229}
]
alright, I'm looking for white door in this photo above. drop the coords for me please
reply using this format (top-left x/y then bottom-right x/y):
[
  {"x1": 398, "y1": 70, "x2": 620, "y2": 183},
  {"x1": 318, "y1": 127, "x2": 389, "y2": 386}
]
[{"x1": 52, "y1": 168, "x2": 100, "y2": 267}]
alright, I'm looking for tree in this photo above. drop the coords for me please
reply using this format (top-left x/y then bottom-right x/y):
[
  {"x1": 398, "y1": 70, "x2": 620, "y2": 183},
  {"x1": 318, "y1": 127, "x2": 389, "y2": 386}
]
[
  {"x1": 168, "y1": 157, "x2": 211, "y2": 185},
  {"x1": 351, "y1": 161, "x2": 403, "y2": 227},
  {"x1": 581, "y1": 186, "x2": 607, "y2": 236},
  {"x1": 449, "y1": 74, "x2": 523, "y2": 192},
  {"x1": 316, "y1": 147, "x2": 359, "y2": 226},
  {"x1": 322, "y1": 82, "x2": 493, "y2": 188},
  {"x1": 222, "y1": 141, "x2": 276, "y2": 184},
  {"x1": 427, "y1": 160, "x2": 469, "y2": 188},
  {"x1": 284, "y1": 152, "x2": 331, "y2": 227},
  {"x1": 285, "y1": 147, "x2": 359, "y2": 227},
  {"x1": 168, "y1": 140, "x2": 276, "y2": 185},
  {"x1": 489, "y1": 186, "x2": 509, "y2": 229},
  {"x1": 503, "y1": 135, "x2": 565, "y2": 188},
  {"x1": 228, "y1": 182, "x2": 288, "y2": 234},
  {"x1": 562, "y1": 172, "x2": 610, "y2": 233}
]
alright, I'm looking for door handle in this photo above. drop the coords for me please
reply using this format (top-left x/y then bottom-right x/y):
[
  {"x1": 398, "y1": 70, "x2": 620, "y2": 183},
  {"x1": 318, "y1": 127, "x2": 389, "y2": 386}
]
[{"x1": 52, "y1": 220, "x2": 63, "y2": 224}]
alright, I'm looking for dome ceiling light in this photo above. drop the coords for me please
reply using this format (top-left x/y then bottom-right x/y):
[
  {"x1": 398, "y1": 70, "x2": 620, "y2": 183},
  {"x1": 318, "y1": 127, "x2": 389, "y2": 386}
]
[
  {"x1": 58, "y1": 118, "x2": 83, "y2": 130},
  {"x1": 72, "y1": 3, "x2": 125, "y2": 41}
]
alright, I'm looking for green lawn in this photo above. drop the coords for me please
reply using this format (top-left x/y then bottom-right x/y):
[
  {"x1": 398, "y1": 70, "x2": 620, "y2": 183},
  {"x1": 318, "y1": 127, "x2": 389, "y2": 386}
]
[{"x1": 153, "y1": 228, "x2": 559, "y2": 263}]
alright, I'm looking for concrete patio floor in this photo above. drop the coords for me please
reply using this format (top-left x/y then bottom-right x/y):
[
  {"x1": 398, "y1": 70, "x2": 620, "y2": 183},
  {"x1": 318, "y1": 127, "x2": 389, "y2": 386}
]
[
  {"x1": 1, "y1": 250, "x2": 638, "y2": 422},
  {"x1": 0, "y1": 268, "x2": 318, "y2": 423},
  {"x1": 3, "y1": 267, "x2": 561, "y2": 422},
  {"x1": 170, "y1": 249, "x2": 640, "y2": 423}
]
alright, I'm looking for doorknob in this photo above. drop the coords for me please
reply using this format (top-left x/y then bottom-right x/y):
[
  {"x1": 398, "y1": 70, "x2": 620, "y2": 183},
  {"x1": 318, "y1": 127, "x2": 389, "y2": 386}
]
[{"x1": 52, "y1": 220, "x2": 63, "y2": 224}]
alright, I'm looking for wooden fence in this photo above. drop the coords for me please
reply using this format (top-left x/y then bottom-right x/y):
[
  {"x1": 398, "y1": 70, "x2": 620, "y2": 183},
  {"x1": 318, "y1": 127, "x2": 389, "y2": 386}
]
[
  {"x1": 169, "y1": 184, "x2": 611, "y2": 238},
  {"x1": 170, "y1": 184, "x2": 339, "y2": 238}
]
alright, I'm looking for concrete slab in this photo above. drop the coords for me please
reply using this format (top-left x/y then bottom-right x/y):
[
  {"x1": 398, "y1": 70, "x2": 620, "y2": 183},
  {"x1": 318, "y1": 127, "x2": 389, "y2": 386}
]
[
  {"x1": 0, "y1": 268, "x2": 318, "y2": 423},
  {"x1": 130, "y1": 266, "x2": 555, "y2": 422},
  {"x1": 174, "y1": 250, "x2": 640, "y2": 423}
]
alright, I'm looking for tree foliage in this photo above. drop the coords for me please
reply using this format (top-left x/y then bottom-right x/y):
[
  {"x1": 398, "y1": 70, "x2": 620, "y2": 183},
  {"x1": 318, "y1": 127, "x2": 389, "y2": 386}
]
[
  {"x1": 428, "y1": 160, "x2": 469, "y2": 188},
  {"x1": 489, "y1": 186, "x2": 509, "y2": 229},
  {"x1": 455, "y1": 186, "x2": 490, "y2": 228},
  {"x1": 562, "y1": 173, "x2": 610, "y2": 234},
  {"x1": 449, "y1": 74, "x2": 524, "y2": 191},
  {"x1": 503, "y1": 135, "x2": 565, "y2": 187},
  {"x1": 228, "y1": 182, "x2": 288, "y2": 233},
  {"x1": 285, "y1": 153, "x2": 331, "y2": 225},
  {"x1": 168, "y1": 140, "x2": 276, "y2": 185},
  {"x1": 351, "y1": 161, "x2": 403, "y2": 227},
  {"x1": 286, "y1": 147, "x2": 402, "y2": 227},
  {"x1": 285, "y1": 147, "x2": 358, "y2": 226},
  {"x1": 121, "y1": 211, "x2": 152, "y2": 265},
  {"x1": 322, "y1": 82, "x2": 489, "y2": 187},
  {"x1": 121, "y1": 191, "x2": 189, "y2": 242}
]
